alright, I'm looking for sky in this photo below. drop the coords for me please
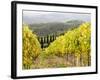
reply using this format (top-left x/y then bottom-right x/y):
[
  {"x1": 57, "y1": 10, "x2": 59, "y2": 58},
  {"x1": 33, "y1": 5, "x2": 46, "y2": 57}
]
[{"x1": 23, "y1": 10, "x2": 91, "y2": 24}]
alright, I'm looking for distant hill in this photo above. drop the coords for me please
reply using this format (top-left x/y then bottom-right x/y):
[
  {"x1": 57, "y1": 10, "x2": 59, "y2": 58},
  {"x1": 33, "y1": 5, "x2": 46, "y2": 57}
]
[{"x1": 28, "y1": 20, "x2": 85, "y2": 37}]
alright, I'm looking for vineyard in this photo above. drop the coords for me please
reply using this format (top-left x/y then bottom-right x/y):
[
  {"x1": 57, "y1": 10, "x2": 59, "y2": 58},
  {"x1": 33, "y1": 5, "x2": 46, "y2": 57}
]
[{"x1": 22, "y1": 22, "x2": 91, "y2": 69}]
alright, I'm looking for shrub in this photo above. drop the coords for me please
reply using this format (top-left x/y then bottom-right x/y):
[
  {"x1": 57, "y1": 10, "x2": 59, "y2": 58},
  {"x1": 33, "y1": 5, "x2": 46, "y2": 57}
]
[{"x1": 22, "y1": 25, "x2": 42, "y2": 69}]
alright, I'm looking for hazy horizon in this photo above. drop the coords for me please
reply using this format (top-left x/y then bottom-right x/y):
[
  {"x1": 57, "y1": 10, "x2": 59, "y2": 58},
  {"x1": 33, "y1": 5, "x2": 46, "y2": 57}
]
[{"x1": 23, "y1": 10, "x2": 91, "y2": 24}]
